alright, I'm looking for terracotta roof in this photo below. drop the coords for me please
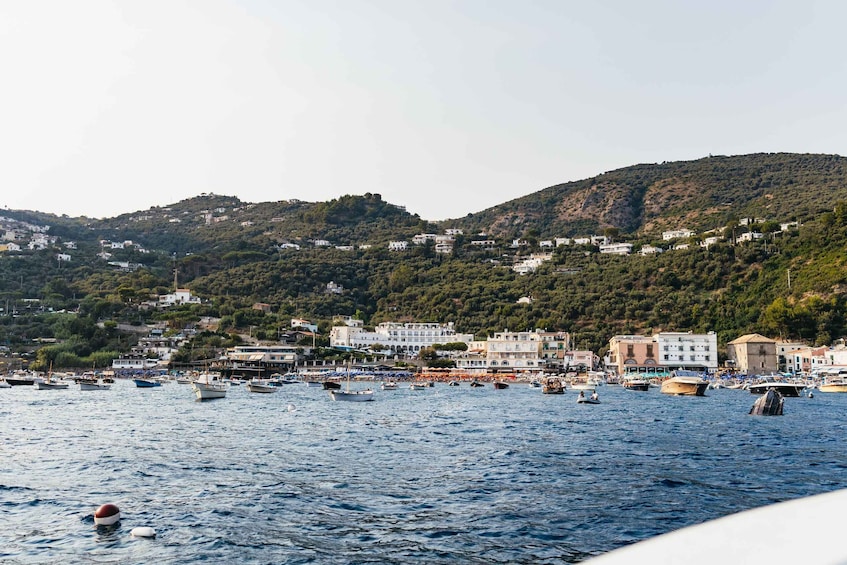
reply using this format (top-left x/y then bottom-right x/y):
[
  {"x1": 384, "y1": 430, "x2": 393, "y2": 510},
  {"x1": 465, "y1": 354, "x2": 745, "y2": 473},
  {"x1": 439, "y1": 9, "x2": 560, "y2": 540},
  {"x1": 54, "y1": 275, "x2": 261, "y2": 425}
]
[{"x1": 727, "y1": 333, "x2": 777, "y2": 345}]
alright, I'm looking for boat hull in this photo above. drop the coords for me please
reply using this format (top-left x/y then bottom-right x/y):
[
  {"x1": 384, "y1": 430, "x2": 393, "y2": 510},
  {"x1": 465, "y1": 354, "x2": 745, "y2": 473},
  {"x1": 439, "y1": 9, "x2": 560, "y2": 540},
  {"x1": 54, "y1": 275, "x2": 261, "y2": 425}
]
[
  {"x1": 134, "y1": 379, "x2": 161, "y2": 388},
  {"x1": 623, "y1": 380, "x2": 650, "y2": 391}
]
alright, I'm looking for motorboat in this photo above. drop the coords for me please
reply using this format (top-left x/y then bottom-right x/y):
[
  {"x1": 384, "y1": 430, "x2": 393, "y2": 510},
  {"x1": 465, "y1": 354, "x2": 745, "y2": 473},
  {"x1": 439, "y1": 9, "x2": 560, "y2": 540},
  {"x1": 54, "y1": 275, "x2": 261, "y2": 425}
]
[
  {"x1": 322, "y1": 380, "x2": 342, "y2": 390},
  {"x1": 748, "y1": 377, "x2": 804, "y2": 397},
  {"x1": 528, "y1": 380, "x2": 541, "y2": 388},
  {"x1": 622, "y1": 375, "x2": 650, "y2": 391},
  {"x1": 660, "y1": 371, "x2": 709, "y2": 396},
  {"x1": 448, "y1": 380, "x2": 461, "y2": 387},
  {"x1": 245, "y1": 379, "x2": 277, "y2": 393},
  {"x1": 469, "y1": 380, "x2": 485, "y2": 388},
  {"x1": 817, "y1": 378, "x2": 847, "y2": 393},
  {"x1": 409, "y1": 382, "x2": 428, "y2": 390},
  {"x1": 749, "y1": 388, "x2": 784, "y2": 416},
  {"x1": 192, "y1": 371, "x2": 228, "y2": 400},
  {"x1": 380, "y1": 381, "x2": 398, "y2": 390},
  {"x1": 5, "y1": 371, "x2": 39, "y2": 386},
  {"x1": 34, "y1": 375, "x2": 69, "y2": 390},
  {"x1": 493, "y1": 381, "x2": 510, "y2": 389},
  {"x1": 542, "y1": 377, "x2": 564, "y2": 394}
]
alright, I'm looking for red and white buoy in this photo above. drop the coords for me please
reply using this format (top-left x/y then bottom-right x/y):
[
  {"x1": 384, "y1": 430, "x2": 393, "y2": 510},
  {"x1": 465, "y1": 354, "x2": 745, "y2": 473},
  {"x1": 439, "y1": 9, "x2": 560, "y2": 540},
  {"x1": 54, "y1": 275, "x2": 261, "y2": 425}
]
[{"x1": 93, "y1": 503, "x2": 121, "y2": 526}]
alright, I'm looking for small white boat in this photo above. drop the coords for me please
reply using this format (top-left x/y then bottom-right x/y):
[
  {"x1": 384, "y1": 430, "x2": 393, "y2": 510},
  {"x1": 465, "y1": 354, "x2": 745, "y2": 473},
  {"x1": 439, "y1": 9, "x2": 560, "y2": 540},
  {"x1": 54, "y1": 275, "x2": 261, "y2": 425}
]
[
  {"x1": 245, "y1": 379, "x2": 277, "y2": 394},
  {"x1": 577, "y1": 391, "x2": 600, "y2": 404},
  {"x1": 0, "y1": 379, "x2": 10, "y2": 389},
  {"x1": 380, "y1": 381, "x2": 398, "y2": 390},
  {"x1": 79, "y1": 378, "x2": 111, "y2": 391},
  {"x1": 192, "y1": 371, "x2": 228, "y2": 400},
  {"x1": 34, "y1": 378, "x2": 69, "y2": 390},
  {"x1": 409, "y1": 383, "x2": 428, "y2": 390},
  {"x1": 330, "y1": 389, "x2": 375, "y2": 402}
]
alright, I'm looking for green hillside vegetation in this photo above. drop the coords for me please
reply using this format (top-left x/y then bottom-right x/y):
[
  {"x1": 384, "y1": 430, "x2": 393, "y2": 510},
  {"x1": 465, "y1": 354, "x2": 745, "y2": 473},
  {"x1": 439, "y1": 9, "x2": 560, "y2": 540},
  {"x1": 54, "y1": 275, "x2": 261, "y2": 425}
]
[{"x1": 2, "y1": 153, "x2": 847, "y2": 369}]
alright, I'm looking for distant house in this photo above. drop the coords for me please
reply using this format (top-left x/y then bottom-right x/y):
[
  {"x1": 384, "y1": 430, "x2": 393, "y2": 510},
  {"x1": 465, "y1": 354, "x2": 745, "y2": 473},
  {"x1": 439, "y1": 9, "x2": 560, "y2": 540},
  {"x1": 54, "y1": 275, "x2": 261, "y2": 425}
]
[
  {"x1": 599, "y1": 243, "x2": 633, "y2": 256},
  {"x1": 158, "y1": 288, "x2": 201, "y2": 307},
  {"x1": 639, "y1": 245, "x2": 662, "y2": 255},
  {"x1": 662, "y1": 229, "x2": 695, "y2": 241},
  {"x1": 388, "y1": 241, "x2": 409, "y2": 251}
]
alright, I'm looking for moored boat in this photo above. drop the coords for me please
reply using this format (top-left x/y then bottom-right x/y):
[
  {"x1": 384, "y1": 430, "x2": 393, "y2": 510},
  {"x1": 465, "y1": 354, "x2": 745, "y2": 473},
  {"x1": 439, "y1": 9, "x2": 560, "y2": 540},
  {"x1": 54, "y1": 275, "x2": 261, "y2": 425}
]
[
  {"x1": 380, "y1": 381, "x2": 398, "y2": 390},
  {"x1": 660, "y1": 371, "x2": 709, "y2": 396},
  {"x1": 622, "y1": 375, "x2": 650, "y2": 391},
  {"x1": 493, "y1": 381, "x2": 509, "y2": 389},
  {"x1": 245, "y1": 379, "x2": 277, "y2": 393},
  {"x1": 5, "y1": 371, "x2": 39, "y2": 386},
  {"x1": 749, "y1": 388, "x2": 784, "y2": 416},
  {"x1": 134, "y1": 378, "x2": 162, "y2": 388},
  {"x1": 819, "y1": 379, "x2": 847, "y2": 393},
  {"x1": 192, "y1": 371, "x2": 228, "y2": 400},
  {"x1": 79, "y1": 378, "x2": 111, "y2": 391},
  {"x1": 329, "y1": 388, "x2": 375, "y2": 402}
]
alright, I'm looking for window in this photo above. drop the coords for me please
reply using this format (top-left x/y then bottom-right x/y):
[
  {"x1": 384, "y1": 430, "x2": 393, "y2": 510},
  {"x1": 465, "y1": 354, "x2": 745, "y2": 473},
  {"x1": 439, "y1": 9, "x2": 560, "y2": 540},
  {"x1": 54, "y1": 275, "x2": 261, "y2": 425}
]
[
  {"x1": 646, "y1": 344, "x2": 654, "y2": 358},
  {"x1": 627, "y1": 344, "x2": 634, "y2": 358}
]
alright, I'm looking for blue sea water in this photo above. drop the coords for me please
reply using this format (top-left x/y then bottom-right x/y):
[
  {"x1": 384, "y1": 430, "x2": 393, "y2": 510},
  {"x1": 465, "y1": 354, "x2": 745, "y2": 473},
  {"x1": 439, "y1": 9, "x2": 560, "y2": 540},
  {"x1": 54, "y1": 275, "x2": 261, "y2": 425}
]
[{"x1": 1, "y1": 381, "x2": 846, "y2": 564}]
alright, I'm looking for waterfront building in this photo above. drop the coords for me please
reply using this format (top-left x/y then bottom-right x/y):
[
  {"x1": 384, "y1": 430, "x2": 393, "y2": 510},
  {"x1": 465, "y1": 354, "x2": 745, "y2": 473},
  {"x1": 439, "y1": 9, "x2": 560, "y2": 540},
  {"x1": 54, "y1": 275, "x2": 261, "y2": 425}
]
[
  {"x1": 225, "y1": 344, "x2": 300, "y2": 375},
  {"x1": 606, "y1": 335, "x2": 659, "y2": 375},
  {"x1": 654, "y1": 331, "x2": 718, "y2": 373},
  {"x1": 484, "y1": 330, "x2": 545, "y2": 372},
  {"x1": 606, "y1": 331, "x2": 717, "y2": 375},
  {"x1": 726, "y1": 334, "x2": 778, "y2": 375},
  {"x1": 329, "y1": 322, "x2": 473, "y2": 355}
]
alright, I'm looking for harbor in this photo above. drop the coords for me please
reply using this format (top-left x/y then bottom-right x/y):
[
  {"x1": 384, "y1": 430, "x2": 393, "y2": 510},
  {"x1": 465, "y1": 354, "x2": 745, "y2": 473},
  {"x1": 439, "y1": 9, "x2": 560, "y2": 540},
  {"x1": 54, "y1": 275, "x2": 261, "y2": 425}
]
[{"x1": 2, "y1": 377, "x2": 845, "y2": 563}]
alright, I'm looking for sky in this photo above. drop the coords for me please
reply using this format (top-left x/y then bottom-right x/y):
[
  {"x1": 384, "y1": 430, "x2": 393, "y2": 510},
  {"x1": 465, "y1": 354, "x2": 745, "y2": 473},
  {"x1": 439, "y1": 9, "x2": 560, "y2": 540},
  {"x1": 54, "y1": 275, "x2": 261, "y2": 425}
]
[{"x1": 1, "y1": 1, "x2": 846, "y2": 221}]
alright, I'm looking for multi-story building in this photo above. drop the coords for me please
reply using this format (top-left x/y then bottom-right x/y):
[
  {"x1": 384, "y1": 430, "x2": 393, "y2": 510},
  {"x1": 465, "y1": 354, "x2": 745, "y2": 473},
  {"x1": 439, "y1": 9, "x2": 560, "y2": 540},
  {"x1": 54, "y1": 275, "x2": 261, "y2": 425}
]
[
  {"x1": 726, "y1": 334, "x2": 778, "y2": 375},
  {"x1": 654, "y1": 331, "x2": 718, "y2": 373},
  {"x1": 607, "y1": 331, "x2": 717, "y2": 374},
  {"x1": 329, "y1": 322, "x2": 473, "y2": 355}
]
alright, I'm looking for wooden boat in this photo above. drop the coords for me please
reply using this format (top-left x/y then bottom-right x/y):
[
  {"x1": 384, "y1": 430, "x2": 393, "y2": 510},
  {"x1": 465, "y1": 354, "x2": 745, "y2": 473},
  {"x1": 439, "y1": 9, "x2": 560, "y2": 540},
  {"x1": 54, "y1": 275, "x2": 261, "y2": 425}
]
[
  {"x1": 660, "y1": 371, "x2": 709, "y2": 396},
  {"x1": 192, "y1": 371, "x2": 228, "y2": 400},
  {"x1": 245, "y1": 379, "x2": 277, "y2": 393},
  {"x1": 79, "y1": 378, "x2": 111, "y2": 391},
  {"x1": 542, "y1": 377, "x2": 564, "y2": 394},
  {"x1": 329, "y1": 369, "x2": 374, "y2": 402},
  {"x1": 749, "y1": 388, "x2": 783, "y2": 416},
  {"x1": 134, "y1": 378, "x2": 162, "y2": 388},
  {"x1": 34, "y1": 376, "x2": 69, "y2": 390}
]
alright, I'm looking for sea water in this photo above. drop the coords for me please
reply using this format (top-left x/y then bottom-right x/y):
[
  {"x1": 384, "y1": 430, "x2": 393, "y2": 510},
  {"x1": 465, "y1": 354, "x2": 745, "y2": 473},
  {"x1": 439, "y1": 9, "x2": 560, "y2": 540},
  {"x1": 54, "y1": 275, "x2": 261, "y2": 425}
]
[{"x1": 1, "y1": 382, "x2": 845, "y2": 564}]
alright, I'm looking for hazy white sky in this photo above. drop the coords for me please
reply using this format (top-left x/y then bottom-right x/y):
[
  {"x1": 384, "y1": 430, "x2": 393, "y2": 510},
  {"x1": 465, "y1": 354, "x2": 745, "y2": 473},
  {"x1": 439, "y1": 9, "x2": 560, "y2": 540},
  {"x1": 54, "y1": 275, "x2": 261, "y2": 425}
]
[{"x1": 1, "y1": 1, "x2": 845, "y2": 220}]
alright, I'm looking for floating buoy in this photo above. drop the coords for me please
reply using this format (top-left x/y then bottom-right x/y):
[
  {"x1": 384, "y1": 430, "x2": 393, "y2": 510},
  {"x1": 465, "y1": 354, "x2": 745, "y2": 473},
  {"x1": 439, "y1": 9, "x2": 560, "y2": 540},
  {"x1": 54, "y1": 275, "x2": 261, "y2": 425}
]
[
  {"x1": 130, "y1": 526, "x2": 157, "y2": 538},
  {"x1": 93, "y1": 503, "x2": 121, "y2": 526},
  {"x1": 287, "y1": 404, "x2": 296, "y2": 412}
]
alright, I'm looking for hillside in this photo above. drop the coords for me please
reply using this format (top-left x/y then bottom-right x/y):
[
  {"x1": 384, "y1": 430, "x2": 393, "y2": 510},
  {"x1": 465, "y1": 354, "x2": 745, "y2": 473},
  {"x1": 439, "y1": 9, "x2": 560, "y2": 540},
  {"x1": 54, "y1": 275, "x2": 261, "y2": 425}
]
[
  {"x1": 2, "y1": 153, "x2": 847, "y2": 365},
  {"x1": 455, "y1": 153, "x2": 847, "y2": 238}
]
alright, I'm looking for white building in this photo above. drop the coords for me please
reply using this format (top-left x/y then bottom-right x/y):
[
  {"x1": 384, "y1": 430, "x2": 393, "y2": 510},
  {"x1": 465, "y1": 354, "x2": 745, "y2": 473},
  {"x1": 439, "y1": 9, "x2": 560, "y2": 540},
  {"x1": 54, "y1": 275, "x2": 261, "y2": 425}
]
[
  {"x1": 639, "y1": 245, "x2": 662, "y2": 255},
  {"x1": 737, "y1": 232, "x2": 764, "y2": 243},
  {"x1": 412, "y1": 234, "x2": 438, "y2": 245},
  {"x1": 662, "y1": 229, "x2": 695, "y2": 241},
  {"x1": 654, "y1": 331, "x2": 718, "y2": 373},
  {"x1": 158, "y1": 288, "x2": 201, "y2": 307},
  {"x1": 330, "y1": 322, "x2": 473, "y2": 354},
  {"x1": 388, "y1": 241, "x2": 409, "y2": 251},
  {"x1": 512, "y1": 253, "x2": 553, "y2": 274},
  {"x1": 599, "y1": 243, "x2": 633, "y2": 255}
]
